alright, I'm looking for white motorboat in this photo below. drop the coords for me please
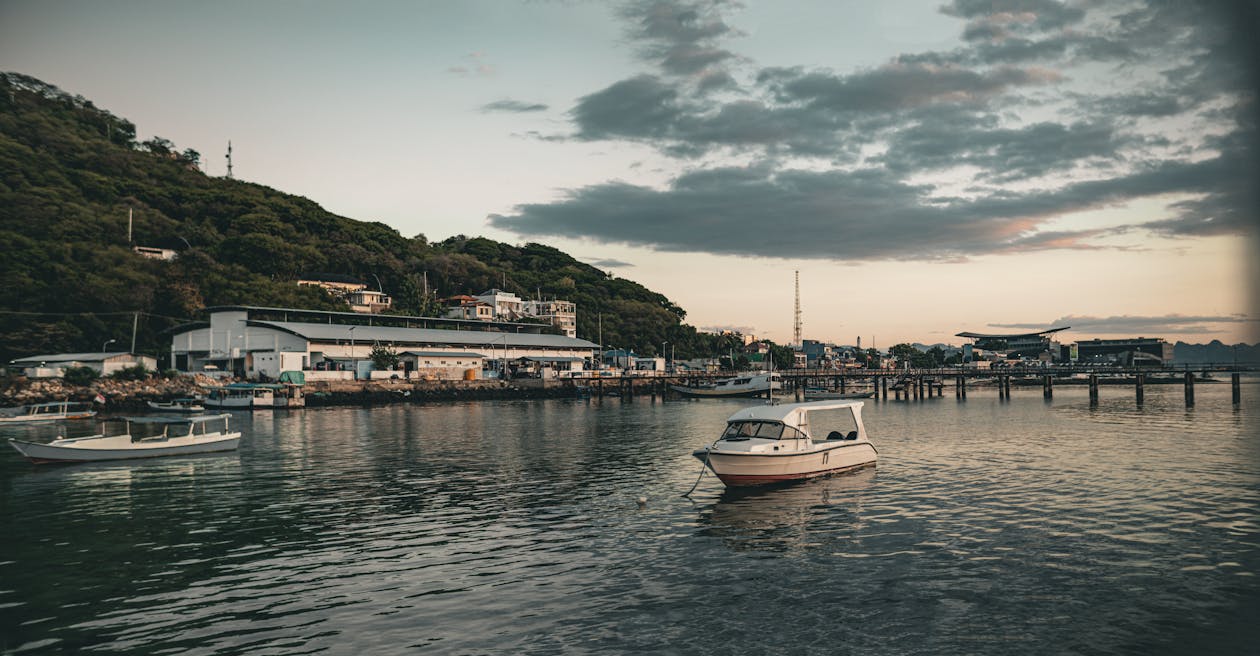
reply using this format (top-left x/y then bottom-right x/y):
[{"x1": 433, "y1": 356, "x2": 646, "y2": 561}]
[
  {"x1": 146, "y1": 397, "x2": 206, "y2": 413},
  {"x1": 0, "y1": 401, "x2": 96, "y2": 424},
  {"x1": 8, "y1": 414, "x2": 241, "y2": 464},
  {"x1": 671, "y1": 372, "x2": 781, "y2": 398},
  {"x1": 691, "y1": 400, "x2": 878, "y2": 486}
]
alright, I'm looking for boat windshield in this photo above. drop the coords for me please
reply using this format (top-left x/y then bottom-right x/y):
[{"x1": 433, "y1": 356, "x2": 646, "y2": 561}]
[{"x1": 721, "y1": 421, "x2": 806, "y2": 440}]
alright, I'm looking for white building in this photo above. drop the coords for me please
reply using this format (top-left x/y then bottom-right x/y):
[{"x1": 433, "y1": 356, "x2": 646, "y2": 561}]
[
  {"x1": 10, "y1": 352, "x2": 159, "y2": 378},
  {"x1": 523, "y1": 299, "x2": 577, "y2": 338},
  {"x1": 474, "y1": 289, "x2": 524, "y2": 320},
  {"x1": 167, "y1": 306, "x2": 598, "y2": 379}
]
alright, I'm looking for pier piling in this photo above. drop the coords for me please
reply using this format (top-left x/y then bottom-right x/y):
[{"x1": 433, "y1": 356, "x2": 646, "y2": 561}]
[
  {"x1": 1136, "y1": 373, "x2": 1144, "y2": 406},
  {"x1": 1184, "y1": 372, "x2": 1194, "y2": 407},
  {"x1": 1089, "y1": 375, "x2": 1099, "y2": 405},
  {"x1": 1043, "y1": 375, "x2": 1053, "y2": 400},
  {"x1": 1233, "y1": 373, "x2": 1241, "y2": 405}
]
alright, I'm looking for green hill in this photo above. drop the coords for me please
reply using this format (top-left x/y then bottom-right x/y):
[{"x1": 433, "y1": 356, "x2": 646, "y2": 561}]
[{"x1": 0, "y1": 72, "x2": 736, "y2": 365}]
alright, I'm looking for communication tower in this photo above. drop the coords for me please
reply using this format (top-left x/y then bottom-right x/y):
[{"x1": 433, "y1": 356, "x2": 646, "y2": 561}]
[{"x1": 793, "y1": 270, "x2": 802, "y2": 348}]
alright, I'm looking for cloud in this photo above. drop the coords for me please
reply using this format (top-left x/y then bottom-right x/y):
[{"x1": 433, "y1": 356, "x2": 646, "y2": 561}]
[
  {"x1": 447, "y1": 52, "x2": 495, "y2": 77},
  {"x1": 990, "y1": 314, "x2": 1258, "y2": 335},
  {"x1": 620, "y1": 0, "x2": 740, "y2": 78},
  {"x1": 491, "y1": 145, "x2": 1248, "y2": 261},
  {"x1": 482, "y1": 99, "x2": 549, "y2": 113},
  {"x1": 585, "y1": 258, "x2": 635, "y2": 268},
  {"x1": 517, "y1": 0, "x2": 1259, "y2": 261}
]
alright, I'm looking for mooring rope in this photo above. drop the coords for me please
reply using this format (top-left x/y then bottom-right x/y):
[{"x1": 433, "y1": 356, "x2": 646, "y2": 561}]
[{"x1": 682, "y1": 446, "x2": 713, "y2": 498}]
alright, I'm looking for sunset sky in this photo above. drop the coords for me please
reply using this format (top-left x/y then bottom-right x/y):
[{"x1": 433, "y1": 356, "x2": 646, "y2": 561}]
[{"x1": 2, "y1": 0, "x2": 1257, "y2": 346}]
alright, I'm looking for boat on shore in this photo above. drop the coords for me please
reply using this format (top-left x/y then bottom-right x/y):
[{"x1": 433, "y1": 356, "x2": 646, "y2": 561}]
[
  {"x1": 8, "y1": 414, "x2": 241, "y2": 464},
  {"x1": 146, "y1": 397, "x2": 206, "y2": 413},
  {"x1": 691, "y1": 400, "x2": 878, "y2": 486},
  {"x1": 671, "y1": 372, "x2": 781, "y2": 398},
  {"x1": 0, "y1": 401, "x2": 96, "y2": 424}
]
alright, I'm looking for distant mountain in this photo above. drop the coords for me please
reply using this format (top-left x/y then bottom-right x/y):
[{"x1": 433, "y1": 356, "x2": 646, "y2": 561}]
[
  {"x1": 0, "y1": 72, "x2": 730, "y2": 363},
  {"x1": 1173, "y1": 341, "x2": 1260, "y2": 364}
]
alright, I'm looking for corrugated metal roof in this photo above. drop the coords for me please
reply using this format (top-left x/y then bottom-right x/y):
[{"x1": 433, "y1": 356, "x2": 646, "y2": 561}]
[
  {"x1": 11, "y1": 352, "x2": 135, "y2": 364},
  {"x1": 399, "y1": 351, "x2": 486, "y2": 358},
  {"x1": 252, "y1": 321, "x2": 598, "y2": 350}
]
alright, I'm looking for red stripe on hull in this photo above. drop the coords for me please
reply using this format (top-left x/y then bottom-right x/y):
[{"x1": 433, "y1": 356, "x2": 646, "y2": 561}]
[{"x1": 716, "y1": 462, "x2": 875, "y2": 486}]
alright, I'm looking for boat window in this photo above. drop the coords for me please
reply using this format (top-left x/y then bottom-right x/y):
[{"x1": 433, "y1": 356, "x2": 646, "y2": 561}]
[
  {"x1": 723, "y1": 421, "x2": 786, "y2": 439},
  {"x1": 753, "y1": 422, "x2": 783, "y2": 439}
]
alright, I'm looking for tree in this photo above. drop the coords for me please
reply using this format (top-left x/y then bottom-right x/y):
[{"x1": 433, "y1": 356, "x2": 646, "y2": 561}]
[{"x1": 369, "y1": 343, "x2": 399, "y2": 370}]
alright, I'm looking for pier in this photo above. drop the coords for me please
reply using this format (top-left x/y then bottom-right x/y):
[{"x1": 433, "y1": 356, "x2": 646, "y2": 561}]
[{"x1": 632, "y1": 364, "x2": 1254, "y2": 408}]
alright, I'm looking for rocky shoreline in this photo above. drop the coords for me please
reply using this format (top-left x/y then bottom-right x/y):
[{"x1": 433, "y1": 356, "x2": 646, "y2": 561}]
[{"x1": 0, "y1": 375, "x2": 583, "y2": 412}]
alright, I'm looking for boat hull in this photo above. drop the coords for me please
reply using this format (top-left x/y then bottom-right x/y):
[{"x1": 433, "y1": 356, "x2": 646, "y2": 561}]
[
  {"x1": 8, "y1": 435, "x2": 241, "y2": 464},
  {"x1": 670, "y1": 385, "x2": 772, "y2": 398},
  {"x1": 699, "y1": 442, "x2": 878, "y2": 486},
  {"x1": 0, "y1": 412, "x2": 96, "y2": 423}
]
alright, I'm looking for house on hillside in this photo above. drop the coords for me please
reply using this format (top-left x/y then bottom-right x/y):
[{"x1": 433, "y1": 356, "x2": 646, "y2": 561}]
[{"x1": 297, "y1": 273, "x2": 392, "y2": 314}]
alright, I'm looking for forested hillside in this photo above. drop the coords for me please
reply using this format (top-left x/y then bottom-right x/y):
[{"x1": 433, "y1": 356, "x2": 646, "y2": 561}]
[{"x1": 0, "y1": 73, "x2": 737, "y2": 364}]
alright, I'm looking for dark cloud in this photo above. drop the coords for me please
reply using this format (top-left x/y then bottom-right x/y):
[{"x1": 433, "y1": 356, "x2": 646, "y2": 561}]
[
  {"x1": 482, "y1": 99, "x2": 548, "y2": 113},
  {"x1": 527, "y1": 0, "x2": 1259, "y2": 261},
  {"x1": 585, "y1": 258, "x2": 635, "y2": 269},
  {"x1": 759, "y1": 63, "x2": 1059, "y2": 112},
  {"x1": 490, "y1": 146, "x2": 1246, "y2": 261},
  {"x1": 991, "y1": 314, "x2": 1257, "y2": 335},
  {"x1": 620, "y1": 0, "x2": 739, "y2": 77}
]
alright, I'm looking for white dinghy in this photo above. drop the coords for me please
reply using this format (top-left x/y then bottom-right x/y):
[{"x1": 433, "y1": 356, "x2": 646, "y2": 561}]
[
  {"x1": 692, "y1": 400, "x2": 878, "y2": 486},
  {"x1": 8, "y1": 414, "x2": 241, "y2": 464}
]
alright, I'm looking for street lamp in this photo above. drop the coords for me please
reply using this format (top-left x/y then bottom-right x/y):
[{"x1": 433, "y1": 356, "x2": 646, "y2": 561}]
[
  {"x1": 102, "y1": 338, "x2": 116, "y2": 352},
  {"x1": 348, "y1": 326, "x2": 357, "y2": 377}
]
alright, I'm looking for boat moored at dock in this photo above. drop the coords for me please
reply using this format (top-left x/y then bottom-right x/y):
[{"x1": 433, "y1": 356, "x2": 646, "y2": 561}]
[
  {"x1": 692, "y1": 400, "x2": 878, "y2": 486},
  {"x1": 671, "y1": 372, "x2": 781, "y2": 398},
  {"x1": 205, "y1": 383, "x2": 304, "y2": 409}
]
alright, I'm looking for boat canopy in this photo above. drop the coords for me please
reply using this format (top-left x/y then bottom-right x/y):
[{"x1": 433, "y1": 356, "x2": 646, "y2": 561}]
[
  {"x1": 725, "y1": 400, "x2": 865, "y2": 437},
  {"x1": 123, "y1": 413, "x2": 233, "y2": 424}
]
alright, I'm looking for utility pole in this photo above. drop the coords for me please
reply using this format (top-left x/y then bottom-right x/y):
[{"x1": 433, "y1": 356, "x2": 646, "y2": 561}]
[
  {"x1": 225, "y1": 140, "x2": 233, "y2": 179},
  {"x1": 127, "y1": 208, "x2": 133, "y2": 244},
  {"x1": 130, "y1": 312, "x2": 139, "y2": 354}
]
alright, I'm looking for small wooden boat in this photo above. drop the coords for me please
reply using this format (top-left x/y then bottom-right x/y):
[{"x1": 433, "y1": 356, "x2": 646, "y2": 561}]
[
  {"x1": 692, "y1": 400, "x2": 878, "y2": 486},
  {"x1": 146, "y1": 398, "x2": 206, "y2": 413},
  {"x1": 8, "y1": 414, "x2": 241, "y2": 464},
  {"x1": 205, "y1": 383, "x2": 304, "y2": 409},
  {"x1": 0, "y1": 401, "x2": 96, "y2": 424}
]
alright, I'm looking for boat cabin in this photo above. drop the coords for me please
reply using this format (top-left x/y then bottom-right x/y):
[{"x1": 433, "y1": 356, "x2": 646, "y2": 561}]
[{"x1": 719, "y1": 400, "x2": 867, "y2": 444}]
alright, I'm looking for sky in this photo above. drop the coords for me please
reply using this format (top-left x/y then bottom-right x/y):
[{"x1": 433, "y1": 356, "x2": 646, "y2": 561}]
[{"x1": 2, "y1": 0, "x2": 1258, "y2": 346}]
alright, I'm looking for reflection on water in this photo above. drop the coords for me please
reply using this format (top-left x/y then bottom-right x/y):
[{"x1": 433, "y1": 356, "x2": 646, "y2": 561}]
[
  {"x1": 1, "y1": 386, "x2": 1257, "y2": 654},
  {"x1": 701, "y1": 468, "x2": 877, "y2": 553}
]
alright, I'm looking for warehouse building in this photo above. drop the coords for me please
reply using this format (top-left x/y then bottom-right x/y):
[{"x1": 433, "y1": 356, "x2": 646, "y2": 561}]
[{"x1": 167, "y1": 306, "x2": 598, "y2": 379}]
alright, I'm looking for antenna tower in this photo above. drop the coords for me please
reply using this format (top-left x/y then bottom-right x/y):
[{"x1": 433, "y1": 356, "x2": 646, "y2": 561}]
[
  {"x1": 793, "y1": 270, "x2": 802, "y2": 348},
  {"x1": 225, "y1": 140, "x2": 234, "y2": 179}
]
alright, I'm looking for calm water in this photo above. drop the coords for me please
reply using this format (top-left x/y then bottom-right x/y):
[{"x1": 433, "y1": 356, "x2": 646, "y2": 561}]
[{"x1": 2, "y1": 384, "x2": 1258, "y2": 655}]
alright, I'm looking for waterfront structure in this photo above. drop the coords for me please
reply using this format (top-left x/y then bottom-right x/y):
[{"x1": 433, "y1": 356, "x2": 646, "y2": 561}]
[
  {"x1": 132, "y1": 245, "x2": 178, "y2": 261},
  {"x1": 167, "y1": 306, "x2": 598, "y2": 379},
  {"x1": 9, "y1": 352, "x2": 158, "y2": 378},
  {"x1": 1074, "y1": 337, "x2": 1173, "y2": 365},
  {"x1": 956, "y1": 327, "x2": 1070, "y2": 362}
]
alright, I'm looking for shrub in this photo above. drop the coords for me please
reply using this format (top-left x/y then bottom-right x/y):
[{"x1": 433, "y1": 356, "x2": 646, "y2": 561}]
[
  {"x1": 110, "y1": 364, "x2": 150, "y2": 381},
  {"x1": 63, "y1": 366, "x2": 99, "y2": 386}
]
